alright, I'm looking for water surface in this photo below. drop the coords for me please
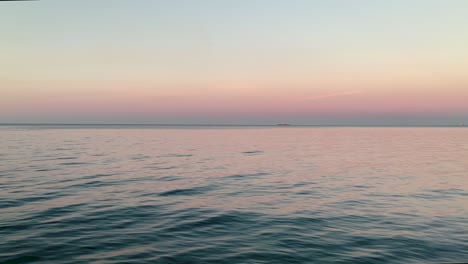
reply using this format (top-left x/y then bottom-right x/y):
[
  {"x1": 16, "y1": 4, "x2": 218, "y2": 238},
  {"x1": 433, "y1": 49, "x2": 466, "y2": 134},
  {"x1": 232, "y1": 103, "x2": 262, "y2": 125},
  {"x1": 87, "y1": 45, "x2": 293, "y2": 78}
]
[{"x1": 1, "y1": 126, "x2": 467, "y2": 263}]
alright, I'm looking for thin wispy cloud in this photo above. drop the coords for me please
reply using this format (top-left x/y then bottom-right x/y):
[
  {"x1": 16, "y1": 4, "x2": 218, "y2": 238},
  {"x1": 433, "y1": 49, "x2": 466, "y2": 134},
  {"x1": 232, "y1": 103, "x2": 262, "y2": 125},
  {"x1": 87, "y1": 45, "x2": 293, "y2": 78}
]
[{"x1": 303, "y1": 90, "x2": 363, "y2": 101}]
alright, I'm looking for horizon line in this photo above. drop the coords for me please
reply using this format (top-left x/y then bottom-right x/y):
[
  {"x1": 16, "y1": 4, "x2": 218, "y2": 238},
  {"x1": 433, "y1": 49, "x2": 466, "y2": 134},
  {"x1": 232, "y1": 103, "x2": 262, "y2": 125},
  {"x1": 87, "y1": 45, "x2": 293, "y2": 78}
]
[{"x1": 0, "y1": 123, "x2": 465, "y2": 127}]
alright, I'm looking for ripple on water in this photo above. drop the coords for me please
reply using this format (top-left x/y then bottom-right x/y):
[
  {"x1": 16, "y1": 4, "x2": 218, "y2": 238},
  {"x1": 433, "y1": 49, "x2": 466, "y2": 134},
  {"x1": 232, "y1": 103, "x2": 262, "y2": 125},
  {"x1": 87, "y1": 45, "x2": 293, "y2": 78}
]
[
  {"x1": 242, "y1": 150, "x2": 264, "y2": 155},
  {"x1": 223, "y1": 172, "x2": 270, "y2": 179},
  {"x1": 159, "y1": 154, "x2": 194, "y2": 158},
  {"x1": 159, "y1": 186, "x2": 215, "y2": 197},
  {"x1": 156, "y1": 176, "x2": 183, "y2": 181},
  {"x1": 58, "y1": 162, "x2": 90, "y2": 166}
]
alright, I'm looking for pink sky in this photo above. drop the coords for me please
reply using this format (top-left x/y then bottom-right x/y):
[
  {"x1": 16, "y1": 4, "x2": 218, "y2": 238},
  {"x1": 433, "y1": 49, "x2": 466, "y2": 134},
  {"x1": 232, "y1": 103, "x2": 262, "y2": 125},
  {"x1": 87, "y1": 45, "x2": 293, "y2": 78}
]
[{"x1": 1, "y1": 1, "x2": 467, "y2": 124}]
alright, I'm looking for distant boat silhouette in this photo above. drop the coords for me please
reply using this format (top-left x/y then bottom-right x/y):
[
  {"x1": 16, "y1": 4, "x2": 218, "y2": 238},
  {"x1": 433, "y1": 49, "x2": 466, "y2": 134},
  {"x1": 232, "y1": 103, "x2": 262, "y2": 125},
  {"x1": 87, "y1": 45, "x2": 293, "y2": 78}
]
[{"x1": 276, "y1": 123, "x2": 291, "y2": 126}]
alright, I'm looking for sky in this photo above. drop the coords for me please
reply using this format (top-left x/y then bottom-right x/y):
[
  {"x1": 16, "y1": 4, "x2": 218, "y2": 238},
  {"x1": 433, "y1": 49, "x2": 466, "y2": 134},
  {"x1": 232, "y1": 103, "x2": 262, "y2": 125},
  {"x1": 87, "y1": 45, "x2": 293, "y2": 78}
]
[{"x1": 1, "y1": 0, "x2": 468, "y2": 125}]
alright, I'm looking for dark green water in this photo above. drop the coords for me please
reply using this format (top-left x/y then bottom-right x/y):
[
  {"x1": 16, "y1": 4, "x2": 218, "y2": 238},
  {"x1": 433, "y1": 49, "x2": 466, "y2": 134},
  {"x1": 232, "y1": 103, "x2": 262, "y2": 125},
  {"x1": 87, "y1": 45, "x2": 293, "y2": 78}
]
[{"x1": 1, "y1": 126, "x2": 467, "y2": 263}]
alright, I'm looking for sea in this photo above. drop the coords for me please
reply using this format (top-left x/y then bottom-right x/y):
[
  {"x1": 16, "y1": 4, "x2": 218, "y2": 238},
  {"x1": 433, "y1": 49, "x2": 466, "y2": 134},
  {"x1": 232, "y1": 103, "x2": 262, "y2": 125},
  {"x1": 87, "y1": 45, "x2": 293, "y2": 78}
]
[{"x1": 1, "y1": 125, "x2": 467, "y2": 264}]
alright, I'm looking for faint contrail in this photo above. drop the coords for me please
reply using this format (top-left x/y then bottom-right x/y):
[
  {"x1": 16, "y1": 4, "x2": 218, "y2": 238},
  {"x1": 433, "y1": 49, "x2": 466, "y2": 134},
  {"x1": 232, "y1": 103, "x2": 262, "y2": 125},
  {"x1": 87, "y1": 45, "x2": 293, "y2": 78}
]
[{"x1": 303, "y1": 90, "x2": 363, "y2": 101}]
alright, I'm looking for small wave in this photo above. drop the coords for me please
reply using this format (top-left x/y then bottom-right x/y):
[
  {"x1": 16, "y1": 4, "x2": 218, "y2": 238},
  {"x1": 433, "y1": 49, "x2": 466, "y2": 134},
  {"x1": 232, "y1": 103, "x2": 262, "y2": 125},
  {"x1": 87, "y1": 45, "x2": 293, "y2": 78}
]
[
  {"x1": 242, "y1": 150, "x2": 263, "y2": 155},
  {"x1": 224, "y1": 172, "x2": 270, "y2": 179},
  {"x1": 59, "y1": 162, "x2": 90, "y2": 166},
  {"x1": 0, "y1": 192, "x2": 69, "y2": 209},
  {"x1": 79, "y1": 173, "x2": 115, "y2": 180},
  {"x1": 161, "y1": 211, "x2": 261, "y2": 233},
  {"x1": 157, "y1": 176, "x2": 182, "y2": 181},
  {"x1": 148, "y1": 166, "x2": 178, "y2": 170},
  {"x1": 131, "y1": 155, "x2": 151, "y2": 161},
  {"x1": 35, "y1": 168, "x2": 59, "y2": 172},
  {"x1": 159, "y1": 154, "x2": 194, "y2": 158},
  {"x1": 66, "y1": 180, "x2": 116, "y2": 189},
  {"x1": 159, "y1": 186, "x2": 213, "y2": 196},
  {"x1": 0, "y1": 256, "x2": 39, "y2": 264}
]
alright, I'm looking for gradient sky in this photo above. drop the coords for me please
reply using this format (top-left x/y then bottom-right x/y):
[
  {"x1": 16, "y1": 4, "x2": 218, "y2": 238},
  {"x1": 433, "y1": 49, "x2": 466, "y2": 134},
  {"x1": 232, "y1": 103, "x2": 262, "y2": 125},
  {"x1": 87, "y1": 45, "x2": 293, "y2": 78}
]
[{"x1": 1, "y1": 0, "x2": 468, "y2": 124}]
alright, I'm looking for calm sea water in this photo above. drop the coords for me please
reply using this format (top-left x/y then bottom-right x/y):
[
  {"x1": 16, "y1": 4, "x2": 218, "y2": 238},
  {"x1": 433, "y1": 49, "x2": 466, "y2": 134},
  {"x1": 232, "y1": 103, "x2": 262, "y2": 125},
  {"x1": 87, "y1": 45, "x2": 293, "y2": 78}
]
[{"x1": 1, "y1": 126, "x2": 467, "y2": 264}]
